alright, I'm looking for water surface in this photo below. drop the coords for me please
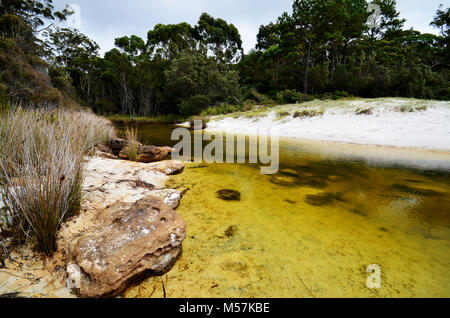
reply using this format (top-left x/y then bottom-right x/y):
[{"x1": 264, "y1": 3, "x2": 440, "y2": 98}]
[{"x1": 117, "y1": 123, "x2": 450, "y2": 298}]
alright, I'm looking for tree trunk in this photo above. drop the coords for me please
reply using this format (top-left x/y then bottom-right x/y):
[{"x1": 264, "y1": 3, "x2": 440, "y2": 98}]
[
  {"x1": 303, "y1": 39, "x2": 312, "y2": 94},
  {"x1": 329, "y1": 48, "x2": 335, "y2": 85}
]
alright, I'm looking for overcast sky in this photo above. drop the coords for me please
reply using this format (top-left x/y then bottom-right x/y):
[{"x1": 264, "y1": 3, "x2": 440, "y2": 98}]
[{"x1": 52, "y1": 0, "x2": 449, "y2": 56}]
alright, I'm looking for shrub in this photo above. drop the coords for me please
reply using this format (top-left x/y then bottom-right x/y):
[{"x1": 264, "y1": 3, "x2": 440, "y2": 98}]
[
  {"x1": 249, "y1": 88, "x2": 264, "y2": 103},
  {"x1": 333, "y1": 90, "x2": 350, "y2": 98},
  {"x1": 242, "y1": 99, "x2": 257, "y2": 111},
  {"x1": 276, "y1": 111, "x2": 291, "y2": 119},
  {"x1": 355, "y1": 108, "x2": 373, "y2": 115},
  {"x1": 276, "y1": 90, "x2": 314, "y2": 104},
  {"x1": 293, "y1": 110, "x2": 324, "y2": 118},
  {"x1": 0, "y1": 107, "x2": 116, "y2": 254},
  {"x1": 415, "y1": 106, "x2": 427, "y2": 111},
  {"x1": 178, "y1": 95, "x2": 211, "y2": 116},
  {"x1": 201, "y1": 103, "x2": 243, "y2": 116}
]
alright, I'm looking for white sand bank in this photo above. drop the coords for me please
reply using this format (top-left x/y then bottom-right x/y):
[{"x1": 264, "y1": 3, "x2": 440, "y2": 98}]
[{"x1": 205, "y1": 98, "x2": 450, "y2": 151}]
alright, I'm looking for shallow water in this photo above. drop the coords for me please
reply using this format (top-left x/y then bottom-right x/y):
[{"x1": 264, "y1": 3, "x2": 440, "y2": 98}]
[{"x1": 117, "y1": 124, "x2": 450, "y2": 298}]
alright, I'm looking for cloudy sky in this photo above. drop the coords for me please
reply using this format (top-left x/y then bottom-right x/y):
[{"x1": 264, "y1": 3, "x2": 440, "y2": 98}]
[{"x1": 52, "y1": 0, "x2": 449, "y2": 56}]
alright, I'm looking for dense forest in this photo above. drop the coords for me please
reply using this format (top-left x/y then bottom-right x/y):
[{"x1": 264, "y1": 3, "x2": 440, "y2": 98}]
[{"x1": 0, "y1": 0, "x2": 449, "y2": 117}]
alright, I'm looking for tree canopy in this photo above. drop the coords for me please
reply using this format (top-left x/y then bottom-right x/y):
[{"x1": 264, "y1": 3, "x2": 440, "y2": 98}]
[{"x1": 0, "y1": 1, "x2": 449, "y2": 115}]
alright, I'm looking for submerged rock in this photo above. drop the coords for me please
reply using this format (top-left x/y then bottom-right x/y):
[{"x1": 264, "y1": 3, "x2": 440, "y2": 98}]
[
  {"x1": 349, "y1": 208, "x2": 368, "y2": 217},
  {"x1": 270, "y1": 169, "x2": 329, "y2": 189},
  {"x1": 269, "y1": 170, "x2": 300, "y2": 186},
  {"x1": 217, "y1": 189, "x2": 241, "y2": 201},
  {"x1": 304, "y1": 192, "x2": 335, "y2": 206},
  {"x1": 71, "y1": 195, "x2": 186, "y2": 298},
  {"x1": 224, "y1": 225, "x2": 238, "y2": 238},
  {"x1": 270, "y1": 174, "x2": 299, "y2": 187},
  {"x1": 304, "y1": 178, "x2": 328, "y2": 189}
]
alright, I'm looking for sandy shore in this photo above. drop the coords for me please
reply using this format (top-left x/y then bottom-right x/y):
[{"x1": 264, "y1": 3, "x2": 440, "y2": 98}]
[{"x1": 205, "y1": 98, "x2": 450, "y2": 152}]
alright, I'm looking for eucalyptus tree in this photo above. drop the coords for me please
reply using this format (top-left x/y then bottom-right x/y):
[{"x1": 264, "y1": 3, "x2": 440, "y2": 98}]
[
  {"x1": 147, "y1": 23, "x2": 199, "y2": 59},
  {"x1": 103, "y1": 48, "x2": 135, "y2": 115},
  {"x1": 195, "y1": 12, "x2": 243, "y2": 64},
  {"x1": 291, "y1": 0, "x2": 333, "y2": 94}
]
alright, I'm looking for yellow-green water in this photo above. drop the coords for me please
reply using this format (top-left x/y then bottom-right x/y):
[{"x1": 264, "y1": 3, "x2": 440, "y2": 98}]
[{"x1": 118, "y1": 124, "x2": 450, "y2": 298}]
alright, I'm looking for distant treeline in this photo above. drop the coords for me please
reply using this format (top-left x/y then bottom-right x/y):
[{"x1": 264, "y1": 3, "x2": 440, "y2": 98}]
[{"x1": 0, "y1": 0, "x2": 449, "y2": 116}]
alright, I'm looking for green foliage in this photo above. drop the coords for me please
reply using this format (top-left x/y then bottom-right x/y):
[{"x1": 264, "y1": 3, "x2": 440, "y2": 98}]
[
  {"x1": 276, "y1": 90, "x2": 313, "y2": 104},
  {"x1": 178, "y1": 95, "x2": 211, "y2": 116},
  {"x1": 239, "y1": 0, "x2": 449, "y2": 101},
  {"x1": 355, "y1": 108, "x2": 373, "y2": 115},
  {"x1": 201, "y1": 103, "x2": 242, "y2": 116},
  {"x1": 293, "y1": 109, "x2": 324, "y2": 118},
  {"x1": 196, "y1": 12, "x2": 243, "y2": 63},
  {"x1": 1, "y1": 0, "x2": 449, "y2": 121},
  {"x1": 276, "y1": 111, "x2": 291, "y2": 119},
  {"x1": 242, "y1": 99, "x2": 257, "y2": 111}
]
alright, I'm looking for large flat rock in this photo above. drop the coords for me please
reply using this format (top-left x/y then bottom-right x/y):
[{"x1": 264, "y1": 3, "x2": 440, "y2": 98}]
[{"x1": 72, "y1": 195, "x2": 185, "y2": 297}]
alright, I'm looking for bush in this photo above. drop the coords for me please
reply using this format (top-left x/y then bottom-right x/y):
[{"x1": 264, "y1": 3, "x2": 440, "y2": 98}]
[
  {"x1": 276, "y1": 90, "x2": 313, "y2": 104},
  {"x1": 355, "y1": 108, "x2": 373, "y2": 115},
  {"x1": 0, "y1": 107, "x2": 116, "y2": 254},
  {"x1": 276, "y1": 111, "x2": 291, "y2": 119},
  {"x1": 333, "y1": 90, "x2": 350, "y2": 98},
  {"x1": 242, "y1": 99, "x2": 257, "y2": 111},
  {"x1": 201, "y1": 103, "x2": 243, "y2": 116},
  {"x1": 293, "y1": 110, "x2": 324, "y2": 118},
  {"x1": 249, "y1": 88, "x2": 265, "y2": 103},
  {"x1": 178, "y1": 95, "x2": 211, "y2": 116}
]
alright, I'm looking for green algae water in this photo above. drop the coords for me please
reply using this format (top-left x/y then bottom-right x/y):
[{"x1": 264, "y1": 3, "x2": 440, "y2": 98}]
[{"x1": 117, "y1": 124, "x2": 450, "y2": 298}]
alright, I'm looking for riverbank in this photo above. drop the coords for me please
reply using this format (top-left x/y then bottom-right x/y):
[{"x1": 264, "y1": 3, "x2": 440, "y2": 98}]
[
  {"x1": 202, "y1": 98, "x2": 450, "y2": 151},
  {"x1": 0, "y1": 155, "x2": 186, "y2": 298},
  {"x1": 108, "y1": 114, "x2": 185, "y2": 125}
]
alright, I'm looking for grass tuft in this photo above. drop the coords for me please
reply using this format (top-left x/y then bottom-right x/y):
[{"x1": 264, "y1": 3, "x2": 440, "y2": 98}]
[
  {"x1": 124, "y1": 126, "x2": 139, "y2": 162},
  {"x1": 0, "y1": 107, "x2": 116, "y2": 254}
]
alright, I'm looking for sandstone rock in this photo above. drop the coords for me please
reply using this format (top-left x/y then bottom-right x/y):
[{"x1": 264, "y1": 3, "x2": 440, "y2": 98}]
[
  {"x1": 80, "y1": 157, "x2": 184, "y2": 210},
  {"x1": 109, "y1": 138, "x2": 175, "y2": 163},
  {"x1": 109, "y1": 138, "x2": 132, "y2": 155},
  {"x1": 137, "y1": 145, "x2": 174, "y2": 163},
  {"x1": 146, "y1": 160, "x2": 185, "y2": 175},
  {"x1": 71, "y1": 195, "x2": 186, "y2": 298},
  {"x1": 119, "y1": 145, "x2": 174, "y2": 163},
  {"x1": 97, "y1": 151, "x2": 119, "y2": 160},
  {"x1": 150, "y1": 189, "x2": 182, "y2": 210},
  {"x1": 97, "y1": 144, "x2": 114, "y2": 155}
]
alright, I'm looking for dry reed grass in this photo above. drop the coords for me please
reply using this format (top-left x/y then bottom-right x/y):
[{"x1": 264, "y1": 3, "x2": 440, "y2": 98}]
[{"x1": 0, "y1": 107, "x2": 116, "y2": 254}]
